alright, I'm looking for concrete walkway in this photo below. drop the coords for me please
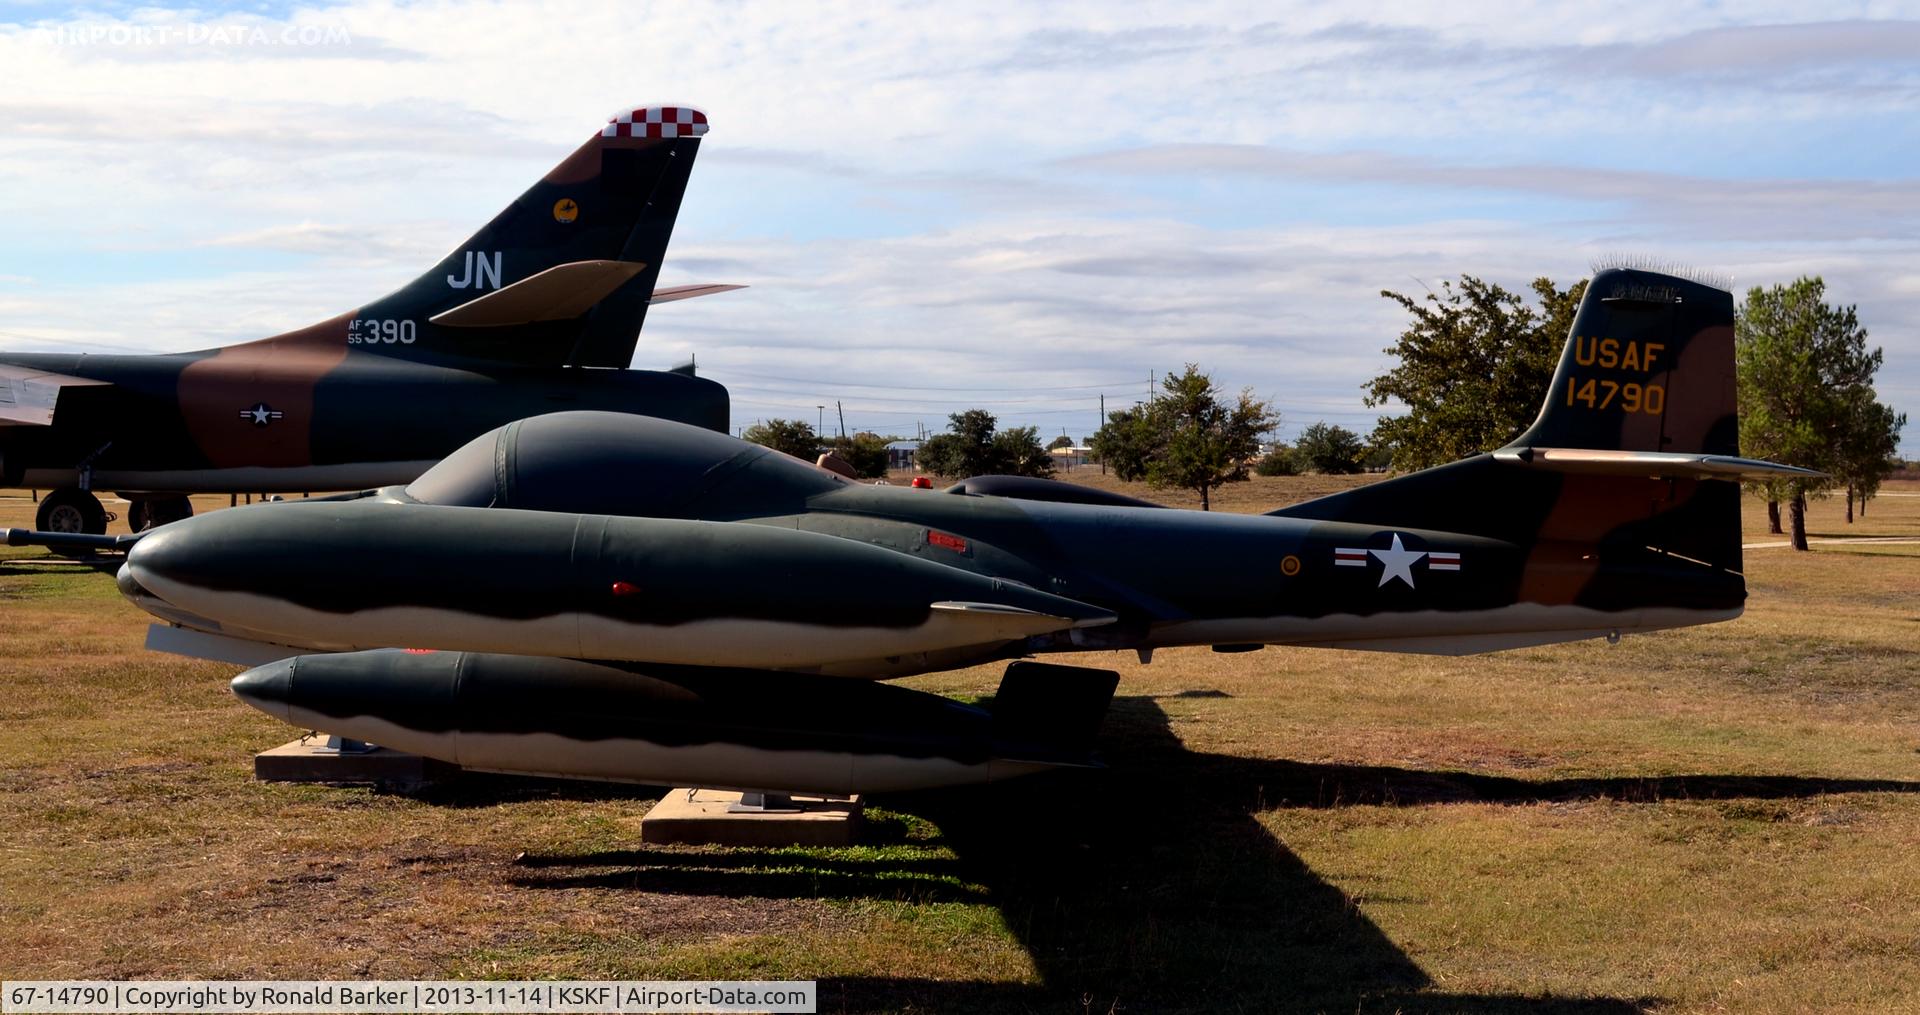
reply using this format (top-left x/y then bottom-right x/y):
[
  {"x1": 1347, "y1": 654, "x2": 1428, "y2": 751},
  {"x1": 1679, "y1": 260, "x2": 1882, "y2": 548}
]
[{"x1": 1743, "y1": 535, "x2": 1920, "y2": 549}]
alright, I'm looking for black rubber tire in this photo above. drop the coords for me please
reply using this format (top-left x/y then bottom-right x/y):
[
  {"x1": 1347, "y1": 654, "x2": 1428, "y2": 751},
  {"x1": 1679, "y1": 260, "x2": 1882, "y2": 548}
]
[{"x1": 36, "y1": 488, "x2": 107, "y2": 535}]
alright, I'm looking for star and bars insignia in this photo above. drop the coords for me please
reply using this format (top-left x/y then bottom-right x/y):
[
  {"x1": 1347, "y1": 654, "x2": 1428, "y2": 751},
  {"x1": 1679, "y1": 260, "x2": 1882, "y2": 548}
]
[
  {"x1": 239, "y1": 402, "x2": 284, "y2": 428},
  {"x1": 1333, "y1": 532, "x2": 1462, "y2": 589}
]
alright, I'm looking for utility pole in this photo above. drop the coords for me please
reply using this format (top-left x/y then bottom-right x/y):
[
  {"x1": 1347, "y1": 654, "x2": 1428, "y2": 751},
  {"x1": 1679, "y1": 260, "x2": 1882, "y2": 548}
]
[
  {"x1": 836, "y1": 401, "x2": 846, "y2": 439},
  {"x1": 1098, "y1": 394, "x2": 1106, "y2": 475},
  {"x1": 816, "y1": 405, "x2": 824, "y2": 436}
]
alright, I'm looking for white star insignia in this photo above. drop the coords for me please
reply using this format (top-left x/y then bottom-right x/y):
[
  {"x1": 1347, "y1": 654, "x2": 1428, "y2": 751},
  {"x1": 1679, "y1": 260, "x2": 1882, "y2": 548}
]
[{"x1": 1368, "y1": 533, "x2": 1428, "y2": 589}]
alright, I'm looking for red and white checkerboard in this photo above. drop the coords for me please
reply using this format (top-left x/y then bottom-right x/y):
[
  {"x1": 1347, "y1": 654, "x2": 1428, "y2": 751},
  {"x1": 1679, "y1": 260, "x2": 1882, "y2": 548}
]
[{"x1": 603, "y1": 106, "x2": 709, "y2": 139}]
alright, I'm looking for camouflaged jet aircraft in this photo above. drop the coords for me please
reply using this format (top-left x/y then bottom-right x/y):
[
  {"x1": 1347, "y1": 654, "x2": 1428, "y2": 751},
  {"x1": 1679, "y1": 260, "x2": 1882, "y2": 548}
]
[
  {"x1": 77, "y1": 266, "x2": 1816, "y2": 796},
  {"x1": 0, "y1": 104, "x2": 736, "y2": 535}
]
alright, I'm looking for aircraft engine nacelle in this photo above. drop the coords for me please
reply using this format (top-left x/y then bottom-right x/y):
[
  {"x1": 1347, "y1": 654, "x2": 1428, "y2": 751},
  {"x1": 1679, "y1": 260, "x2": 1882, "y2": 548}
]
[{"x1": 230, "y1": 651, "x2": 1120, "y2": 795}]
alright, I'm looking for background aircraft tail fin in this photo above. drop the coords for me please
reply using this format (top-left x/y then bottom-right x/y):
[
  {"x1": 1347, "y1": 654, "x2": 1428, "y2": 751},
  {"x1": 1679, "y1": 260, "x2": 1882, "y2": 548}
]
[
  {"x1": 349, "y1": 105, "x2": 718, "y2": 368},
  {"x1": 1275, "y1": 265, "x2": 1760, "y2": 584}
]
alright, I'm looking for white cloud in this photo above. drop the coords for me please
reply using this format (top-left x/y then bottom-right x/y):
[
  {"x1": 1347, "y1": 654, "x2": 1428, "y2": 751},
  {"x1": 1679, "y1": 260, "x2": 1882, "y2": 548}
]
[{"x1": 0, "y1": 0, "x2": 1912, "y2": 452}]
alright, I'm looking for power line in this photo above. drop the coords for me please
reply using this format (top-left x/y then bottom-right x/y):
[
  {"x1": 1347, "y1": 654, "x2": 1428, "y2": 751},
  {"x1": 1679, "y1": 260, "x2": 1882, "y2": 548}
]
[
  {"x1": 724, "y1": 384, "x2": 1108, "y2": 406},
  {"x1": 704, "y1": 367, "x2": 1139, "y2": 393}
]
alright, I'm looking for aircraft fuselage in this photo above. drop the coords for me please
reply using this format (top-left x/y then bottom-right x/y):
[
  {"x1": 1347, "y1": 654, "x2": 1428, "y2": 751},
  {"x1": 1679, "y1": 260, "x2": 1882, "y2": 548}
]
[{"x1": 0, "y1": 351, "x2": 727, "y2": 494}]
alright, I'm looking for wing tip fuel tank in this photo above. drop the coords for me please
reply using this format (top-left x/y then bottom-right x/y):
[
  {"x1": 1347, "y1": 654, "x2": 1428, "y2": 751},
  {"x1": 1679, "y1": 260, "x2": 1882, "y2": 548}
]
[
  {"x1": 229, "y1": 651, "x2": 1112, "y2": 795},
  {"x1": 128, "y1": 500, "x2": 1115, "y2": 673}
]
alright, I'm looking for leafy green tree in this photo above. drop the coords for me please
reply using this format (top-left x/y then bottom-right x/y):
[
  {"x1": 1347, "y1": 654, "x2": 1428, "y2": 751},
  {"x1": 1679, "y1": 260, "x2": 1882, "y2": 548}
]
[
  {"x1": 1291, "y1": 421, "x2": 1365, "y2": 474},
  {"x1": 1833, "y1": 391, "x2": 1905, "y2": 522},
  {"x1": 1736, "y1": 276, "x2": 1899, "y2": 550},
  {"x1": 1087, "y1": 403, "x2": 1157, "y2": 480},
  {"x1": 994, "y1": 426, "x2": 1055, "y2": 477},
  {"x1": 1254, "y1": 445, "x2": 1299, "y2": 476},
  {"x1": 829, "y1": 432, "x2": 893, "y2": 479},
  {"x1": 918, "y1": 410, "x2": 1054, "y2": 479},
  {"x1": 741, "y1": 418, "x2": 820, "y2": 460},
  {"x1": 1047, "y1": 434, "x2": 1076, "y2": 451},
  {"x1": 1089, "y1": 365, "x2": 1277, "y2": 510},
  {"x1": 1365, "y1": 275, "x2": 1585, "y2": 469}
]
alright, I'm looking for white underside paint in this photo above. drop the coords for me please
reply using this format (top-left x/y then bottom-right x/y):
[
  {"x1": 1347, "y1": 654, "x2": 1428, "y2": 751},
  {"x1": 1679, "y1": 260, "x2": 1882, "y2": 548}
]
[
  {"x1": 128, "y1": 567, "x2": 1061, "y2": 671},
  {"x1": 281, "y1": 710, "x2": 1051, "y2": 794},
  {"x1": 1151, "y1": 602, "x2": 1744, "y2": 656},
  {"x1": 20, "y1": 461, "x2": 436, "y2": 494}
]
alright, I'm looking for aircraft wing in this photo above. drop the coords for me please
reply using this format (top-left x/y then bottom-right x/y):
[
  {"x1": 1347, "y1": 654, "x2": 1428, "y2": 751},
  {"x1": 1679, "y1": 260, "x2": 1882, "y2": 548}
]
[{"x1": 0, "y1": 364, "x2": 109, "y2": 426}]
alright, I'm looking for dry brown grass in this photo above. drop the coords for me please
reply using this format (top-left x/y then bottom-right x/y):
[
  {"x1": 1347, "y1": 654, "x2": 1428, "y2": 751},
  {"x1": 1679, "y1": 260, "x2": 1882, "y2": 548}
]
[{"x1": 1, "y1": 480, "x2": 1916, "y2": 1013}]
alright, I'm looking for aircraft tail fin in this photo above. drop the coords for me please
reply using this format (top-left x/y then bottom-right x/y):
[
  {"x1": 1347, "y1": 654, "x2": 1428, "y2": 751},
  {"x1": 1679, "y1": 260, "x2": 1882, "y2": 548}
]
[
  {"x1": 1274, "y1": 266, "x2": 1804, "y2": 587},
  {"x1": 1506, "y1": 263, "x2": 1739, "y2": 457},
  {"x1": 345, "y1": 105, "x2": 730, "y2": 368}
]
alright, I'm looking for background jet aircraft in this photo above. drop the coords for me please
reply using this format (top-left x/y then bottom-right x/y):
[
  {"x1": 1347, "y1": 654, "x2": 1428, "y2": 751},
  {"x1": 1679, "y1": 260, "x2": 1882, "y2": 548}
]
[
  {"x1": 0, "y1": 104, "x2": 737, "y2": 535},
  {"x1": 94, "y1": 266, "x2": 1815, "y2": 796}
]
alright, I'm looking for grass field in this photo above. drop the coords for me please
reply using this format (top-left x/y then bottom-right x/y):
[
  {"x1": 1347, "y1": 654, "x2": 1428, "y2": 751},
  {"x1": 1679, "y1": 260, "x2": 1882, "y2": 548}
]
[{"x1": 1, "y1": 479, "x2": 1916, "y2": 1013}]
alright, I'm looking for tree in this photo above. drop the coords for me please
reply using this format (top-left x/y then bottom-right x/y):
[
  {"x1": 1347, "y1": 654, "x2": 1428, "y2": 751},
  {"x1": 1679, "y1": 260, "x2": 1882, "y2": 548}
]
[
  {"x1": 1088, "y1": 365, "x2": 1278, "y2": 510},
  {"x1": 741, "y1": 418, "x2": 820, "y2": 460},
  {"x1": 993, "y1": 426, "x2": 1056, "y2": 478},
  {"x1": 1365, "y1": 275, "x2": 1585, "y2": 470},
  {"x1": 1292, "y1": 421, "x2": 1365, "y2": 474},
  {"x1": 1087, "y1": 403, "x2": 1157, "y2": 480},
  {"x1": 1833, "y1": 392, "x2": 1906, "y2": 522},
  {"x1": 828, "y1": 432, "x2": 893, "y2": 479},
  {"x1": 1254, "y1": 445, "x2": 1299, "y2": 476},
  {"x1": 1736, "y1": 276, "x2": 1901, "y2": 550},
  {"x1": 918, "y1": 410, "x2": 1054, "y2": 479},
  {"x1": 1047, "y1": 434, "x2": 1076, "y2": 451}
]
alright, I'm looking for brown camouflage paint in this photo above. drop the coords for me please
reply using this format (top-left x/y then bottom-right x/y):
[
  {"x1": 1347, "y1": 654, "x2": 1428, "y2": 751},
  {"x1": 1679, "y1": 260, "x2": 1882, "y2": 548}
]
[{"x1": 175, "y1": 312, "x2": 352, "y2": 469}]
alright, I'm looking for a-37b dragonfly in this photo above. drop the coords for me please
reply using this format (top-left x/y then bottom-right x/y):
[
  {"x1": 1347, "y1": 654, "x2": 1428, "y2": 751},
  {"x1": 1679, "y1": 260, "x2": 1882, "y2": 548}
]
[
  {"x1": 0, "y1": 104, "x2": 737, "y2": 534},
  {"x1": 54, "y1": 267, "x2": 1812, "y2": 797}
]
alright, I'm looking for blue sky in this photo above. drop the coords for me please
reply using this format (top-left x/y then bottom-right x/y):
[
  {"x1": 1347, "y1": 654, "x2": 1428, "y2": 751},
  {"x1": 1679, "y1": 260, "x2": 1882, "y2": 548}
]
[{"x1": 0, "y1": 2, "x2": 1914, "y2": 453}]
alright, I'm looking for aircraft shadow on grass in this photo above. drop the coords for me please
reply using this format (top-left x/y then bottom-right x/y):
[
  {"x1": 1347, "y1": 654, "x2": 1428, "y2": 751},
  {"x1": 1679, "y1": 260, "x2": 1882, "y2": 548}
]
[{"x1": 473, "y1": 695, "x2": 1920, "y2": 1013}]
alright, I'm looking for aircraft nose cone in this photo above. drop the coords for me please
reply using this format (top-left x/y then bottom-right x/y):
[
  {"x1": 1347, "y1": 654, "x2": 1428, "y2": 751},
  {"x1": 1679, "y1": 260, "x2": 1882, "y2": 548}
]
[
  {"x1": 120, "y1": 507, "x2": 288, "y2": 615},
  {"x1": 115, "y1": 561, "x2": 149, "y2": 602},
  {"x1": 231, "y1": 658, "x2": 294, "y2": 721},
  {"x1": 122, "y1": 515, "x2": 204, "y2": 587}
]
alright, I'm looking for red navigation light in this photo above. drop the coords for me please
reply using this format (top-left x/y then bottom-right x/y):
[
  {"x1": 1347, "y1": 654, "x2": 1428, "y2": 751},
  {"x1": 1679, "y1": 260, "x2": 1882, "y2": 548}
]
[{"x1": 611, "y1": 581, "x2": 641, "y2": 597}]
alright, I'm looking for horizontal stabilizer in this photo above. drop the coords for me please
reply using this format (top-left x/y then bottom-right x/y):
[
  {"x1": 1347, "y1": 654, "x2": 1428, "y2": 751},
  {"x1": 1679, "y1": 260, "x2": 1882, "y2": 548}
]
[
  {"x1": 1493, "y1": 446, "x2": 1823, "y2": 481},
  {"x1": 649, "y1": 283, "x2": 747, "y2": 305},
  {"x1": 0, "y1": 365, "x2": 109, "y2": 426},
  {"x1": 429, "y1": 259, "x2": 650, "y2": 327}
]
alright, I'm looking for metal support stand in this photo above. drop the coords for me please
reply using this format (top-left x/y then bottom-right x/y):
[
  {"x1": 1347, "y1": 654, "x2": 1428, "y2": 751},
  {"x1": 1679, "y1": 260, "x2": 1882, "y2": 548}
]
[
  {"x1": 643, "y1": 788, "x2": 863, "y2": 845},
  {"x1": 728, "y1": 790, "x2": 802, "y2": 813}
]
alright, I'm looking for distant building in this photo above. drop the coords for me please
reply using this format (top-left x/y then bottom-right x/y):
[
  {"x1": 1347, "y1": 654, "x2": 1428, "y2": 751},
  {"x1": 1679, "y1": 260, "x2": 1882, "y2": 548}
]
[
  {"x1": 885, "y1": 440, "x2": 922, "y2": 471},
  {"x1": 1050, "y1": 445, "x2": 1093, "y2": 469}
]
